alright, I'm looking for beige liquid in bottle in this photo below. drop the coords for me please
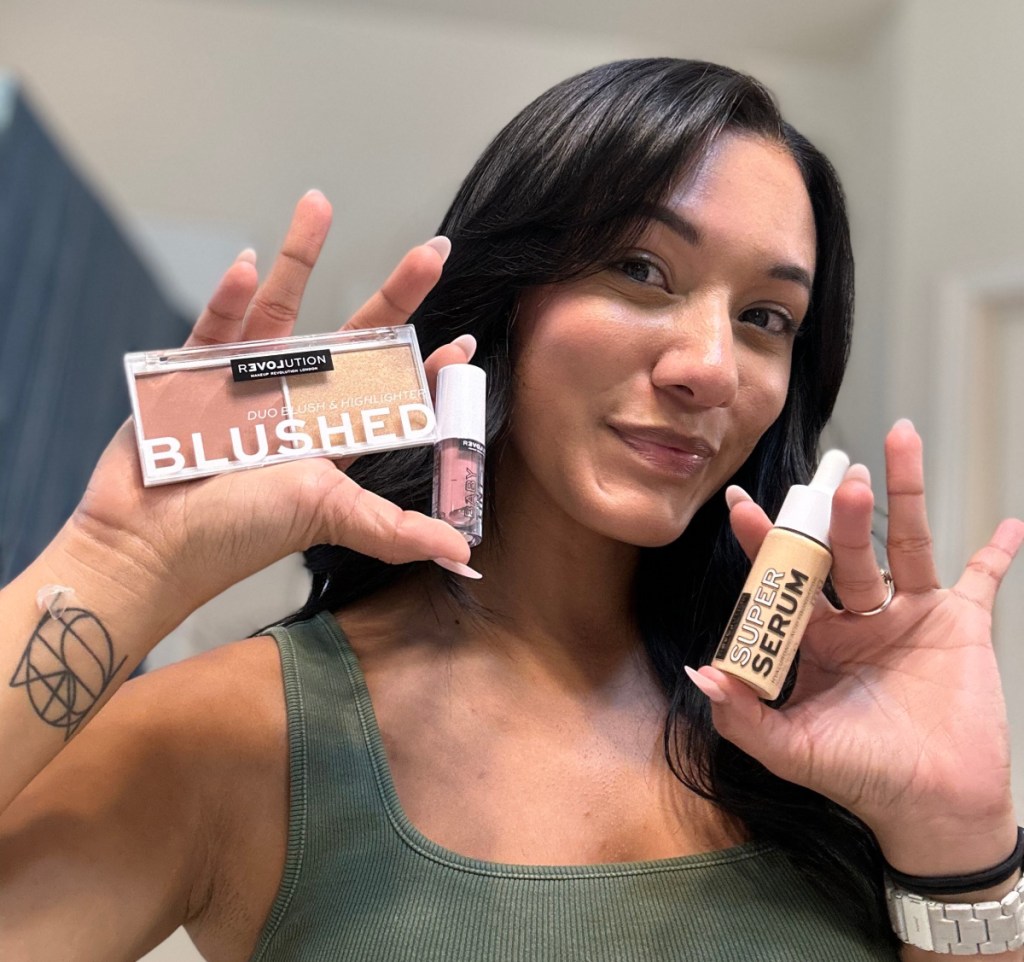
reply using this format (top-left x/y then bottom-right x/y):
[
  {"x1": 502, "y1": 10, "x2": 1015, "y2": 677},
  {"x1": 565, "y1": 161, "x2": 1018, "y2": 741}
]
[{"x1": 711, "y1": 450, "x2": 849, "y2": 700}]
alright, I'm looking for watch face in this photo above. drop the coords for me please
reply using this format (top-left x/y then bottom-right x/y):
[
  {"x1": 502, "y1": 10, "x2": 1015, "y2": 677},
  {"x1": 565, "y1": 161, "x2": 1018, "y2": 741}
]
[{"x1": 886, "y1": 876, "x2": 1024, "y2": 954}]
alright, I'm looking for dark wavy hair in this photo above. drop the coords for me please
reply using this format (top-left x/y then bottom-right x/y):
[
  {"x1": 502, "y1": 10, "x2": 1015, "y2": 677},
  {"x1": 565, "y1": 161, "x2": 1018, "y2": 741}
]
[{"x1": 285, "y1": 59, "x2": 888, "y2": 938}]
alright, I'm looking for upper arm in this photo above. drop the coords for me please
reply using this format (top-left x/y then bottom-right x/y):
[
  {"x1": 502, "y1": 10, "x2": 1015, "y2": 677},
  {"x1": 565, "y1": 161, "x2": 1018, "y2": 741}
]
[{"x1": 0, "y1": 636, "x2": 287, "y2": 962}]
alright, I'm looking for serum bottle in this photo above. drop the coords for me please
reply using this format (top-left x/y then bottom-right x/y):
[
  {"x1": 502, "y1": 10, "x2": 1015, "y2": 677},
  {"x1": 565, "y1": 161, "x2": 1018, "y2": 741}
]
[
  {"x1": 432, "y1": 363, "x2": 486, "y2": 547},
  {"x1": 712, "y1": 449, "x2": 850, "y2": 700}
]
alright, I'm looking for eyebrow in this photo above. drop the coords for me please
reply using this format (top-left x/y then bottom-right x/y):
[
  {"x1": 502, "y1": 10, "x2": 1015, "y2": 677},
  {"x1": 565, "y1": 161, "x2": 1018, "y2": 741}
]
[
  {"x1": 767, "y1": 264, "x2": 814, "y2": 293},
  {"x1": 644, "y1": 204, "x2": 705, "y2": 246},
  {"x1": 641, "y1": 203, "x2": 815, "y2": 294}
]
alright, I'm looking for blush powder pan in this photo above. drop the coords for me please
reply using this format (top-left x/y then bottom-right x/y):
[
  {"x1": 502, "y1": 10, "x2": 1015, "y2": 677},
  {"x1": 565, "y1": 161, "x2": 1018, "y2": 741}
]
[{"x1": 125, "y1": 326, "x2": 437, "y2": 486}]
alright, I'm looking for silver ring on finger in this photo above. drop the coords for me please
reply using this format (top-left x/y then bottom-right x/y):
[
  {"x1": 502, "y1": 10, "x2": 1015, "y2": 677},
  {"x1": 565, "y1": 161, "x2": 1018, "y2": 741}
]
[{"x1": 844, "y1": 568, "x2": 895, "y2": 617}]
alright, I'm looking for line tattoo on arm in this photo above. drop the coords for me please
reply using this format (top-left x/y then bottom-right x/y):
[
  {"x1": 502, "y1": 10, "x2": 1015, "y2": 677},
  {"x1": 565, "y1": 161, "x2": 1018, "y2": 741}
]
[{"x1": 10, "y1": 608, "x2": 127, "y2": 740}]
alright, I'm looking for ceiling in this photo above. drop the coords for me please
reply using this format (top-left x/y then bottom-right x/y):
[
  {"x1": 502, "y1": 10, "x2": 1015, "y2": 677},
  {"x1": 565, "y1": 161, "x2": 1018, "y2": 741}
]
[{"x1": 248, "y1": 0, "x2": 899, "y2": 60}]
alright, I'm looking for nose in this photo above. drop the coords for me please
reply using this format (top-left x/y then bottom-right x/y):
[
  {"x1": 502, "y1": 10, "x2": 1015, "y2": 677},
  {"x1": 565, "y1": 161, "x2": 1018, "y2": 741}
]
[{"x1": 650, "y1": 295, "x2": 740, "y2": 408}]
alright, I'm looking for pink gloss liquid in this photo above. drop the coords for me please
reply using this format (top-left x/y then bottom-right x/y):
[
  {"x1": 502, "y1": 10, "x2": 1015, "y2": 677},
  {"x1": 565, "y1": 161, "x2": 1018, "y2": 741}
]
[{"x1": 432, "y1": 438, "x2": 484, "y2": 546}]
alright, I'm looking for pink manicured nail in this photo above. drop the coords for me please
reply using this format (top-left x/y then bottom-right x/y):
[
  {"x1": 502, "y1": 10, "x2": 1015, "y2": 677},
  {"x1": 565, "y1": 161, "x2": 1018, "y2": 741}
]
[
  {"x1": 684, "y1": 666, "x2": 727, "y2": 703},
  {"x1": 893, "y1": 417, "x2": 915, "y2": 432},
  {"x1": 432, "y1": 557, "x2": 482, "y2": 579},
  {"x1": 725, "y1": 485, "x2": 752, "y2": 510},
  {"x1": 236, "y1": 248, "x2": 257, "y2": 265},
  {"x1": 425, "y1": 235, "x2": 452, "y2": 264},
  {"x1": 451, "y1": 334, "x2": 477, "y2": 361},
  {"x1": 845, "y1": 462, "x2": 871, "y2": 485}
]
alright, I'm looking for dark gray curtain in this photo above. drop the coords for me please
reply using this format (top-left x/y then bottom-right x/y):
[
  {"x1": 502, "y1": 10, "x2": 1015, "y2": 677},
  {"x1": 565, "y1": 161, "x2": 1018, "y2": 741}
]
[{"x1": 0, "y1": 80, "x2": 190, "y2": 585}]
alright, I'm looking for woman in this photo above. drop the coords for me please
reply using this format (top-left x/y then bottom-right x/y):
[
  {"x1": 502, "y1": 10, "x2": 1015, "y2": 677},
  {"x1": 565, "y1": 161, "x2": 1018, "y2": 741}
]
[{"x1": 1, "y1": 59, "x2": 1021, "y2": 961}]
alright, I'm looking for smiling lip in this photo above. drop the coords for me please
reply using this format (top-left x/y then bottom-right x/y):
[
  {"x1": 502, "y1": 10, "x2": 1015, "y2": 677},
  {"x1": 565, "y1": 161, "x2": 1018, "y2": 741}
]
[{"x1": 610, "y1": 425, "x2": 717, "y2": 476}]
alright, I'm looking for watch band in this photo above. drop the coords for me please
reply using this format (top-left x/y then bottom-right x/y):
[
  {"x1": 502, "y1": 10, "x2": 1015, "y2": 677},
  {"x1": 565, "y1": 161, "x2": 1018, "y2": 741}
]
[{"x1": 886, "y1": 873, "x2": 1024, "y2": 954}]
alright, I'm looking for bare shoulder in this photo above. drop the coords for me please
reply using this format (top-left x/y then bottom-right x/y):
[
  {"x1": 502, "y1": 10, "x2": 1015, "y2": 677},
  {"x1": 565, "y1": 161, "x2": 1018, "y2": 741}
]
[
  {"x1": 0, "y1": 635, "x2": 289, "y2": 962},
  {"x1": 98, "y1": 634, "x2": 288, "y2": 800},
  {"x1": 127, "y1": 634, "x2": 287, "y2": 755},
  {"x1": 136, "y1": 635, "x2": 291, "y2": 960}
]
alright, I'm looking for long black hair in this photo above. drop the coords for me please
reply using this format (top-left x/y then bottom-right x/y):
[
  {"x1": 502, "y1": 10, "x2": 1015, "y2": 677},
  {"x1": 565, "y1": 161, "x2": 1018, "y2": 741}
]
[{"x1": 286, "y1": 59, "x2": 887, "y2": 936}]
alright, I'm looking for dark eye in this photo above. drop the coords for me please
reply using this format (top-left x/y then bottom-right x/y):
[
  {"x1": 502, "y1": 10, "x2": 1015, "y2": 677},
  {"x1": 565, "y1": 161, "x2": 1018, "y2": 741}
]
[
  {"x1": 613, "y1": 257, "x2": 668, "y2": 289},
  {"x1": 739, "y1": 306, "x2": 796, "y2": 335}
]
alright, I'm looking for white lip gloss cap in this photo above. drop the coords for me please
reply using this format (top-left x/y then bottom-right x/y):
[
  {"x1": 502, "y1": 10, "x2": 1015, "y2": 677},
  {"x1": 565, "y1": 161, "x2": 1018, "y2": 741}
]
[
  {"x1": 773, "y1": 448, "x2": 850, "y2": 547},
  {"x1": 435, "y1": 364, "x2": 486, "y2": 443}
]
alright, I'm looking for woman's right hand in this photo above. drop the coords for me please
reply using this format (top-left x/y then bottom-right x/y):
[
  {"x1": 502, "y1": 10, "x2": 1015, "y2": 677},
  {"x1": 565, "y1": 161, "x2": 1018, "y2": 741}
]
[
  {"x1": 1, "y1": 190, "x2": 477, "y2": 809},
  {"x1": 69, "y1": 190, "x2": 474, "y2": 615}
]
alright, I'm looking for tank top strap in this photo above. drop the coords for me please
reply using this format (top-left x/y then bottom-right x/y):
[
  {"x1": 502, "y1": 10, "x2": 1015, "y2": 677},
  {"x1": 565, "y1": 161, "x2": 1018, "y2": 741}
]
[{"x1": 253, "y1": 611, "x2": 394, "y2": 957}]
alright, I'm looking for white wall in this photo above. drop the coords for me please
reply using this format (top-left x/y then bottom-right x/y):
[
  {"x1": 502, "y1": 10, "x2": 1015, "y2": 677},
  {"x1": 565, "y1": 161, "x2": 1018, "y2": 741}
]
[{"x1": 888, "y1": 0, "x2": 1024, "y2": 431}]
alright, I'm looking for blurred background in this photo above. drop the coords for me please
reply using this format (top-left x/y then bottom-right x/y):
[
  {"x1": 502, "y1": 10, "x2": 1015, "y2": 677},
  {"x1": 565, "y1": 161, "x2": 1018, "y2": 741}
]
[{"x1": 1, "y1": 0, "x2": 1021, "y2": 958}]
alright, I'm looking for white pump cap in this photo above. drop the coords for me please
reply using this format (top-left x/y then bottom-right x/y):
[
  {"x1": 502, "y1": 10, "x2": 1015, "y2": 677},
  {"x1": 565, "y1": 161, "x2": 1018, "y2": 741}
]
[
  {"x1": 435, "y1": 363, "x2": 486, "y2": 444},
  {"x1": 773, "y1": 448, "x2": 850, "y2": 548}
]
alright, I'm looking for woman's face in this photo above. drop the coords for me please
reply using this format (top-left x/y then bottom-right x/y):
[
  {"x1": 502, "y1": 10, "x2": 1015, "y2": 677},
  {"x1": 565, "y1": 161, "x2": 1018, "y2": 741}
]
[{"x1": 505, "y1": 133, "x2": 817, "y2": 547}]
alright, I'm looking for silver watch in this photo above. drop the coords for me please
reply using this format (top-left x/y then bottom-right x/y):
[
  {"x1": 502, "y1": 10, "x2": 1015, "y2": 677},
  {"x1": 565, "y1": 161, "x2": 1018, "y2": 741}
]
[{"x1": 886, "y1": 874, "x2": 1024, "y2": 954}]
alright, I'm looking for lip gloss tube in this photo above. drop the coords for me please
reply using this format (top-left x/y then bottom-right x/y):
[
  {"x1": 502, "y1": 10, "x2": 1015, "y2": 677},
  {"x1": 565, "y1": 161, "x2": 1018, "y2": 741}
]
[
  {"x1": 711, "y1": 449, "x2": 850, "y2": 700},
  {"x1": 432, "y1": 363, "x2": 486, "y2": 547}
]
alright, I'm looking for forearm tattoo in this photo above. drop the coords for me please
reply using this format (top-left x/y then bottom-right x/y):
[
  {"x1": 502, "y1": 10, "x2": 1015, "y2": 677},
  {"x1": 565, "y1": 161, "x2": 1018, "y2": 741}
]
[{"x1": 10, "y1": 608, "x2": 127, "y2": 740}]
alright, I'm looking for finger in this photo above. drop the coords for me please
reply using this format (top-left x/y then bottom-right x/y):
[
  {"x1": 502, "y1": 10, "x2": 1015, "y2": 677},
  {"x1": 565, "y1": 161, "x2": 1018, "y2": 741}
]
[
  {"x1": 953, "y1": 518, "x2": 1024, "y2": 612},
  {"x1": 885, "y1": 419, "x2": 940, "y2": 593},
  {"x1": 316, "y1": 471, "x2": 472, "y2": 567},
  {"x1": 184, "y1": 251, "x2": 259, "y2": 348},
  {"x1": 725, "y1": 485, "x2": 772, "y2": 561},
  {"x1": 423, "y1": 334, "x2": 477, "y2": 398},
  {"x1": 829, "y1": 465, "x2": 888, "y2": 613},
  {"x1": 240, "y1": 190, "x2": 333, "y2": 341},
  {"x1": 343, "y1": 236, "x2": 450, "y2": 332},
  {"x1": 685, "y1": 666, "x2": 802, "y2": 782}
]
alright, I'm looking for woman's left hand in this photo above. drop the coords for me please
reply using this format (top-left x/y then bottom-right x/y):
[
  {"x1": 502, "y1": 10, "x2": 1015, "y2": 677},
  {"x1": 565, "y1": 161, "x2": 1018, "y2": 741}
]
[{"x1": 692, "y1": 419, "x2": 1024, "y2": 874}]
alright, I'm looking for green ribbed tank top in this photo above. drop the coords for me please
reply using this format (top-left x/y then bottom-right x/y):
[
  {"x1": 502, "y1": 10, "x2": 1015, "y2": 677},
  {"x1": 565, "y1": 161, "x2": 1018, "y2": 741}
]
[{"x1": 250, "y1": 612, "x2": 896, "y2": 961}]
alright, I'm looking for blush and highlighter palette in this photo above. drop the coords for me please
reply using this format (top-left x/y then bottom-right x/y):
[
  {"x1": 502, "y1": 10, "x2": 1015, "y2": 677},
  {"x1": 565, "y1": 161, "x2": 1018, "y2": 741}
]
[{"x1": 125, "y1": 326, "x2": 437, "y2": 486}]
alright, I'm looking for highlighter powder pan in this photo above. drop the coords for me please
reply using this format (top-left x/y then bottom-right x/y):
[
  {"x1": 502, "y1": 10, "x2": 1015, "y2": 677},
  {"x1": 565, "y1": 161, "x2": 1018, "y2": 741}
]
[{"x1": 125, "y1": 326, "x2": 436, "y2": 486}]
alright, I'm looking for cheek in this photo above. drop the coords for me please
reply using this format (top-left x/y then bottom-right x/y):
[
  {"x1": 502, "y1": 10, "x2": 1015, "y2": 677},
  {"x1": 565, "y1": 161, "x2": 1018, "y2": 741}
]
[
  {"x1": 760, "y1": 365, "x2": 792, "y2": 423},
  {"x1": 518, "y1": 291, "x2": 629, "y2": 366},
  {"x1": 733, "y1": 355, "x2": 793, "y2": 450},
  {"x1": 513, "y1": 296, "x2": 626, "y2": 422}
]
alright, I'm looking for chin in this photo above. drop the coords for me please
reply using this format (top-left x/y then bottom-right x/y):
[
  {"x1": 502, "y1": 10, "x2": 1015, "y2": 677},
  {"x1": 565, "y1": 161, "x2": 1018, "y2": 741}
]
[
  {"x1": 614, "y1": 520, "x2": 696, "y2": 549},
  {"x1": 578, "y1": 496, "x2": 703, "y2": 548}
]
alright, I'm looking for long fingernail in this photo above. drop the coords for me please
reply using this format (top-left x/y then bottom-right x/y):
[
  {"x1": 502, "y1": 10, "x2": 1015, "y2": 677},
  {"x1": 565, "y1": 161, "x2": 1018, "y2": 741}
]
[
  {"x1": 451, "y1": 334, "x2": 477, "y2": 361},
  {"x1": 425, "y1": 235, "x2": 452, "y2": 264},
  {"x1": 725, "y1": 485, "x2": 752, "y2": 510},
  {"x1": 893, "y1": 417, "x2": 915, "y2": 432},
  {"x1": 432, "y1": 557, "x2": 482, "y2": 579},
  {"x1": 684, "y1": 666, "x2": 727, "y2": 703},
  {"x1": 236, "y1": 247, "x2": 257, "y2": 265},
  {"x1": 845, "y1": 462, "x2": 871, "y2": 485}
]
